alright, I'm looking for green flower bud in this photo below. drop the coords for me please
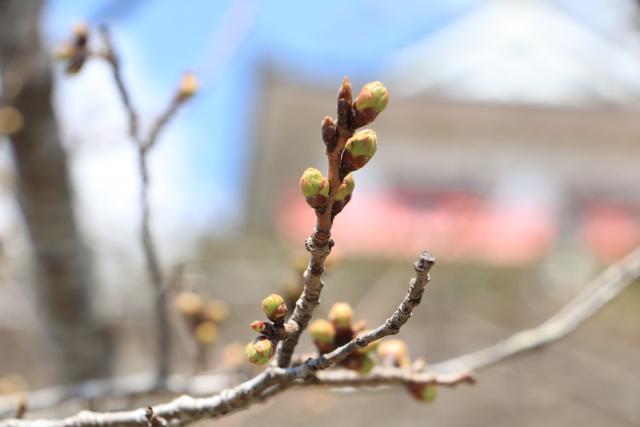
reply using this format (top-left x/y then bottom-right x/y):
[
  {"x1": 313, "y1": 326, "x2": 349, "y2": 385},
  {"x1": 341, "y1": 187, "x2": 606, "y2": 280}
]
[
  {"x1": 377, "y1": 339, "x2": 410, "y2": 368},
  {"x1": 341, "y1": 130, "x2": 377, "y2": 175},
  {"x1": 328, "y1": 302, "x2": 353, "y2": 330},
  {"x1": 309, "y1": 319, "x2": 336, "y2": 345},
  {"x1": 408, "y1": 383, "x2": 438, "y2": 403},
  {"x1": 300, "y1": 168, "x2": 329, "y2": 210},
  {"x1": 335, "y1": 174, "x2": 355, "y2": 201},
  {"x1": 342, "y1": 352, "x2": 375, "y2": 374},
  {"x1": 353, "y1": 81, "x2": 388, "y2": 127},
  {"x1": 245, "y1": 336, "x2": 275, "y2": 366},
  {"x1": 358, "y1": 354, "x2": 375, "y2": 375},
  {"x1": 261, "y1": 294, "x2": 287, "y2": 323}
]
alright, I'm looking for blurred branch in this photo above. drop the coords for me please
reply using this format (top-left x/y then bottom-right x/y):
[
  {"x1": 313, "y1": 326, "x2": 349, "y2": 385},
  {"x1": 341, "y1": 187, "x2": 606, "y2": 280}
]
[
  {"x1": 2, "y1": 245, "x2": 639, "y2": 423},
  {"x1": 431, "y1": 246, "x2": 640, "y2": 374},
  {"x1": 0, "y1": 251, "x2": 451, "y2": 426},
  {"x1": 95, "y1": 26, "x2": 195, "y2": 382}
]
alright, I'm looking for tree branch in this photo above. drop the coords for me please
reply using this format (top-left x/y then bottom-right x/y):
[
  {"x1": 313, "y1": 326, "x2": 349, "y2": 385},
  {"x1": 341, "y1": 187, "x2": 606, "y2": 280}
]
[
  {"x1": 275, "y1": 78, "x2": 356, "y2": 367},
  {"x1": 0, "y1": 251, "x2": 442, "y2": 426},
  {"x1": 95, "y1": 25, "x2": 195, "y2": 382},
  {"x1": 431, "y1": 246, "x2": 640, "y2": 374}
]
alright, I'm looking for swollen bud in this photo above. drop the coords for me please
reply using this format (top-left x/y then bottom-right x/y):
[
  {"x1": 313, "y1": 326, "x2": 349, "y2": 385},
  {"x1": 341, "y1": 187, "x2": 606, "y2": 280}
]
[
  {"x1": 341, "y1": 130, "x2": 377, "y2": 175},
  {"x1": 300, "y1": 168, "x2": 329, "y2": 210},
  {"x1": 261, "y1": 294, "x2": 287, "y2": 323},
  {"x1": 335, "y1": 174, "x2": 355, "y2": 201},
  {"x1": 194, "y1": 321, "x2": 219, "y2": 345},
  {"x1": 342, "y1": 352, "x2": 375, "y2": 374},
  {"x1": 377, "y1": 339, "x2": 410, "y2": 368},
  {"x1": 328, "y1": 302, "x2": 353, "y2": 330},
  {"x1": 309, "y1": 319, "x2": 336, "y2": 353},
  {"x1": 245, "y1": 336, "x2": 275, "y2": 366},
  {"x1": 177, "y1": 72, "x2": 198, "y2": 100},
  {"x1": 353, "y1": 81, "x2": 388, "y2": 127},
  {"x1": 175, "y1": 291, "x2": 204, "y2": 317},
  {"x1": 204, "y1": 300, "x2": 230, "y2": 322},
  {"x1": 408, "y1": 383, "x2": 438, "y2": 403}
]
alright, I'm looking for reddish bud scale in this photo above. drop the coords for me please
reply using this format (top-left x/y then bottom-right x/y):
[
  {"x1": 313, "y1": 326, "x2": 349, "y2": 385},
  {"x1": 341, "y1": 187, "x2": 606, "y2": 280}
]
[
  {"x1": 250, "y1": 321, "x2": 267, "y2": 334},
  {"x1": 321, "y1": 116, "x2": 337, "y2": 151}
]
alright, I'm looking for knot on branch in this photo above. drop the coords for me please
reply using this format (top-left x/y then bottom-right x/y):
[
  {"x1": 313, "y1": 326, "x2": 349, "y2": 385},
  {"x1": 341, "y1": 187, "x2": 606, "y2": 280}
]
[
  {"x1": 414, "y1": 251, "x2": 436, "y2": 272},
  {"x1": 145, "y1": 407, "x2": 167, "y2": 427}
]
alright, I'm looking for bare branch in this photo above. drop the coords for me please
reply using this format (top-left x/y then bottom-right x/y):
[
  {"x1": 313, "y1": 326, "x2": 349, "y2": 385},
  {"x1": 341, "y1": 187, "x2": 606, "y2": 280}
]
[
  {"x1": 97, "y1": 26, "x2": 139, "y2": 139},
  {"x1": 298, "y1": 252, "x2": 435, "y2": 372},
  {"x1": 0, "y1": 251, "x2": 440, "y2": 426},
  {"x1": 95, "y1": 26, "x2": 196, "y2": 382},
  {"x1": 309, "y1": 367, "x2": 475, "y2": 389},
  {"x1": 431, "y1": 246, "x2": 640, "y2": 374}
]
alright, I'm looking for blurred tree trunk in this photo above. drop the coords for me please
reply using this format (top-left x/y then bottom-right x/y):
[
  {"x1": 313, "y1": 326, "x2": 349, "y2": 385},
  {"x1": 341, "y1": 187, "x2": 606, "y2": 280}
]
[{"x1": 0, "y1": 1, "x2": 113, "y2": 382}]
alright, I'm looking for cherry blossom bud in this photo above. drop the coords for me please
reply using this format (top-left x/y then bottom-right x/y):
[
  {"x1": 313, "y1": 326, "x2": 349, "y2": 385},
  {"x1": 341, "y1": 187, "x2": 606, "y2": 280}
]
[
  {"x1": 353, "y1": 81, "x2": 388, "y2": 127},
  {"x1": 300, "y1": 167, "x2": 329, "y2": 210},
  {"x1": 341, "y1": 130, "x2": 377, "y2": 175},
  {"x1": 245, "y1": 336, "x2": 275, "y2": 366},
  {"x1": 328, "y1": 302, "x2": 353, "y2": 330},
  {"x1": 261, "y1": 294, "x2": 287, "y2": 323}
]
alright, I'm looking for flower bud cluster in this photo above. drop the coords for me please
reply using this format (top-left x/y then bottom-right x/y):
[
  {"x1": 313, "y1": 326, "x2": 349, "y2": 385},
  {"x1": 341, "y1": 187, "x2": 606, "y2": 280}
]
[
  {"x1": 245, "y1": 294, "x2": 288, "y2": 365},
  {"x1": 175, "y1": 291, "x2": 229, "y2": 346},
  {"x1": 300, "y1": 80, "x2": 388, "y2": 219}
]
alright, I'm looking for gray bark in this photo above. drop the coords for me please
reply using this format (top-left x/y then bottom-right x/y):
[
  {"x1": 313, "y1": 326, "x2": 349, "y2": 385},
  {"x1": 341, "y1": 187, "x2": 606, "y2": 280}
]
[{"x1": 0, "y1": 0, "x2": 113, "y2": 382}]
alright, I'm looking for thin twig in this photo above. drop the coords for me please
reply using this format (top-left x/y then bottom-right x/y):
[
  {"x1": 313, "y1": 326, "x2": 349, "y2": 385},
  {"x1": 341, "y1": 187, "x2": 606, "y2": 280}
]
[
  {"x1": 275, "y1": 78, "x2": 356, "y2": 367},
  {"x1": 97, "y1": 25, "x2": 194, "y2": 382},
  {"x1": 97, "y1": 26, "x2": 138, "y2": 139},
  {"x1": 0, "y1": 373, "x2": 242, "y2": 419},
  {"x1": 2, "y1": 246, "x2": 638, "y2": 423},
  {"x1": 431, "y1": 246, "x2": 640, "y2": 374},
  {"x1": 0, "y1": 251, "x2": 441, "y2": 426}
]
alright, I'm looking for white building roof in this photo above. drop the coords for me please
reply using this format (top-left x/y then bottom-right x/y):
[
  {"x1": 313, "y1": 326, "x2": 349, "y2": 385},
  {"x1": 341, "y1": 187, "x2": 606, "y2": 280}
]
[{"x1": 387, "y1": 0, "x2": 640, "y2": 106}]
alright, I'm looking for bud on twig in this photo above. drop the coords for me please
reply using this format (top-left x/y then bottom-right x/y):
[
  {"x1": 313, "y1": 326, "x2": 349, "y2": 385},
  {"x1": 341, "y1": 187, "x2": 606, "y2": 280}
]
[
  {"x1": 175, "y1": 291, "x2": 204, "y2": 318},
  {"x1": 300, "y1": 168, "x2": 330, "y2": 210},
  {"x1": 340, "y1": 129, "x2": 377, "y2": 176},
  {"x1": 261, "y1": 294, "x2": 287, "y2": 323},
  {"x1": 177, "y1": 72, "x2": 199, "y2": 100},
  {"x1": 353, "y1": 81, "x2": 388, "y2": 128},
  {"x1": 377, "y1": 339, "x2": 410, "y2": 368},
  {"x1": 408, "y1": 383, "x2": 438, "y2": 403},
  {"x1": 245, "y1": 336, "x2": 275, "y2": 365},
  {"x1": 331, "y1": 174, "x2": 355, "y2": 217},
  {"x1": 321, "y1": 116, "x2": 338, "y2": 151},
  {"x1": 328, "y1": 302, "x2": 353, "y2": 330},
  {"x1": 337, "y1": 77, "x2": 353, "y2": 128},
  {"x1": 194, "y1": 321, "x2": 219, "y2": 345},
  {"x1": 309, "y1": 319, "x2": 336, "y2": 353}
]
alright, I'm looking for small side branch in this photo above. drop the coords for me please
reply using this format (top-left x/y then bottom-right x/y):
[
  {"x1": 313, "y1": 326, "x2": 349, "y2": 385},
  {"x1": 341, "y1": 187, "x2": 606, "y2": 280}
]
[{"x1": 96, "y1": 25, "x2": 196, "y2": 382}]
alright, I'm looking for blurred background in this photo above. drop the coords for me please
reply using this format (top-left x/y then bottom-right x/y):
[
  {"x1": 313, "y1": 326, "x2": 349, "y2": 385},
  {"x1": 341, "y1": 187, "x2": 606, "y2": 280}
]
[{"x1": 0, "y1": 0, "x2": 639, "y2": 426}]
